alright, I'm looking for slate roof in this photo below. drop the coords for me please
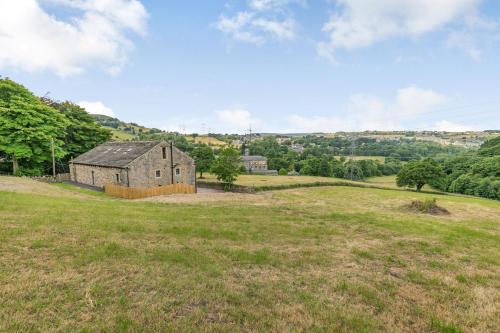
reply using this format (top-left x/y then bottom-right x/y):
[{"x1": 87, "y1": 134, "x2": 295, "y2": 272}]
[
  {"x1": 72, "y1": 141, "x2": 161, "y2": 168},
  {"x1": 242, "y1": 155, "x2": 267, "y2": 162}
]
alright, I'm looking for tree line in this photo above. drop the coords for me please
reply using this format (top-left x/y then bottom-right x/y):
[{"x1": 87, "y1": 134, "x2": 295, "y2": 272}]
[
  {"x1": 394, "y1": 137, "x2": 499, "y2": 199},
  {"x1": 0, "y1": 78, "x2": 111, "y2": 175}
]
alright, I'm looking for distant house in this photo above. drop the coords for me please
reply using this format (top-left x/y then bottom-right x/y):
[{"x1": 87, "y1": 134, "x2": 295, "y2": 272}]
[
  {"x1": 290, "y1": 143, "x2": 305, "y2": 153},
  {"x1": 242, "y1": 155, "x2": 268, "y2": 172},
  {"x1": 241, "y1": 149, "x2": 277, "y2": 175},
  {"x1": 70, "y1": 141, "x2": 195, "y2": 188}
]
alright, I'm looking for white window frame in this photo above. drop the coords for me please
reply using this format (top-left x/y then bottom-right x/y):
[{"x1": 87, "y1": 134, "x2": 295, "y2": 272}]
[{"x1": 175, "y1": 168, "x2": 181, "y2": 176}]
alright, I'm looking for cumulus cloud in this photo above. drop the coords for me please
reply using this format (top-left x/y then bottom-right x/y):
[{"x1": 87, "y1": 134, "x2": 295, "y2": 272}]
[
  {"x1": 396, "y1": 85, "x2": 448, "y2": 116},
  {"x1": 0, "y1": 0, "x2": 148, "y2": 76},
  {"x1": 433, "y1": 120, "x2": 475, "y2": 132},
  {"x1": 215, "y1": 0, "x2": 300, "y2": 44},
  {"x1": 215, "y1": 108, "x2": 262, "y2": 133},
  {"x1": 444, "y1": 15, "x2": 498, "y2": 61},
  {"x1": 78, "y1": 101, "x2": 115, "y2": 117},
  {"x1": 286, "y1": 85, "x2": 449, "y2": 132},
  {"x1": 318, "y1": 0, "x2": 481, "y2": 62},
  {"x1": 249, "y1": 0, "x2": 307, "y2": 12}
]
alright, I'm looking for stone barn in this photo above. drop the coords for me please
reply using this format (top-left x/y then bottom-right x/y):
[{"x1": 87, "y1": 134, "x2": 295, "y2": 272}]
[{"x1": 70, "y1": 141, "x2": 196, "y2": 188}]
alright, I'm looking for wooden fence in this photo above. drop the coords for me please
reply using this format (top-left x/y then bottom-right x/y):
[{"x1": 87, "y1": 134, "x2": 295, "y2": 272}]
[{"x1": 104, "y1": 183, "x2": 196, "y2": 199}]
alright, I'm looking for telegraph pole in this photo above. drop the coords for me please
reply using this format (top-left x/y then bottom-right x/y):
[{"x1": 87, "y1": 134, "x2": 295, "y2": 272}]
[
  {"x1": 349, "y1": 133, "x2": 356, "y2": 180},
  {"x1": 51, "y1": 137, "x2": 56, "y2": 177}
]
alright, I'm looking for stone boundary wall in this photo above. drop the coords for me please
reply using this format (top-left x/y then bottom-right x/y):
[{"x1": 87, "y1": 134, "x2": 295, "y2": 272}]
[{"x1": 31, "y1": 173, "x2": 71, "y2": 183}]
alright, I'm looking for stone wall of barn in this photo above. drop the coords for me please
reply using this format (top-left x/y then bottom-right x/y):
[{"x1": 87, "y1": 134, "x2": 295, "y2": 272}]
[
  {"x1": 70, "y1": 142, "x2": 195, "y2": 189},
  {"x1": 126, "y1": 143, "x2": 196, "y2": 188},
  {"x1": 70, "y1": 164, "x2": 128, "y2": 188}
]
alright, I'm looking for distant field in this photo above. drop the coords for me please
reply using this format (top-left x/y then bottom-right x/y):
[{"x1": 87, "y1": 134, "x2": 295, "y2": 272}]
[
  {"x1": 190, "y1": 136, "x2": 226, "y2": 146},
  {"x1": 202, "y1": 174, "x2": 410, "y2": 192},
  {"x1": 109, "y1": 128, "x2": 135, "y2": 140},
  {"x1": 0, "y1": 176, "x2": 498, "y2": 332},
  {"x1": 366, "y1": 175, "x2": 399, "y2": 189},
  {"x1": 201, "y1": 173, "x2": 363, "y2": 189}
]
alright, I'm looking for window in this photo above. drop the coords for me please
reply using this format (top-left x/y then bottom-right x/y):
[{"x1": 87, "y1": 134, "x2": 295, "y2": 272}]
[
  {"x1": 155, "y1": 170, "x2": 161, "y2": 178},
  {"x1": 175, "y1": 168, "x2": 181, "y2": 176},
  {"x1": 162, "y1": 147, "x2": 167, "y2": 159},
  {"x1": 116, "y1": 174, "x2": 120, "y2": 183},
  {"x1": 91, "y1": 171, "x2": 95, "y2": 185}
]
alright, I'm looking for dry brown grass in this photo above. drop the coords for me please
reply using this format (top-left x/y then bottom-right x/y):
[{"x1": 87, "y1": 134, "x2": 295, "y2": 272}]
[{"x1": 0, "y1": 178, "x2": 498, "y2": 332}]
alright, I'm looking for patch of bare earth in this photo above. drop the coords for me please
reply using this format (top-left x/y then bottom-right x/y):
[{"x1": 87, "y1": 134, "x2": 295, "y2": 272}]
[{"x1": 0, "y1": 176, "x2": 88, "y2": 198}]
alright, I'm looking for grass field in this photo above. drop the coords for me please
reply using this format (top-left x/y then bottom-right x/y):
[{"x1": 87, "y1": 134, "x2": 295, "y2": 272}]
[
  {"x1": 189, "y1": 136, "x2": 227, "y2": 146},
  {"x1": 109, "y1": 128, "x2": 136, "y2": 141},
  {"x1": 0, "y1": 177, "x2": 499, "y2": 332},
  {"x1": 202, "y1": 174, "x2": 363, "y2": 189}
]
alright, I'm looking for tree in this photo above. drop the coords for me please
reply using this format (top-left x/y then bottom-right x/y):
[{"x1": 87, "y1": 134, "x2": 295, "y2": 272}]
[
  {"x1": 45, "y1": 100, "x2": 112, "y2": 163},
  {"x1": 191, "y1": 144, "x2": 214, "y2": 178},
  {"x1": 344, "y1": 161, "x2": 364, "y2": 180},
  {"x1": 278, "y1": 168, "x2": 288, "y2": 176},
  {"x1": 211, "y1": 146, "x2": 241, "y2": 190},
  {"x1": 0, "y1": 79, "x2": 68, "y2": 175},
  {"x1": 396, "y1": 159, "x2": 444, "y2": 192},
  {"x1": 317, "y1": 156, "x2": 332, "y2": 177},
  {"x1": 478, "y1": 136, "x2": 500, "y2": 157}
]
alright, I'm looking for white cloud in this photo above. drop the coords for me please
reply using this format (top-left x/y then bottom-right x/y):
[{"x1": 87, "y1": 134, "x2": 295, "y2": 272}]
[
  {"x1": 396, "y1": 85, "x2": 448, "y2": 116},
  {"x1": 444, "y1": 14, "x2": 498, "y2": 61},
  {"x1": 216, "y1": 12, "x2": 265, "y2": 44},
  {"x1": 252, "y1": 18, "x2": 297, "y2": 41},
  {"x1": 0, "y1": 0, "x2": 148, "y2": 76},
  {"x1": 318, "y1": 0, "x2": 480, "y2": 62},
  {"x1": 286, "y1": 85, "x2": 449, "y2": 132},
  {"x1": 78, "y1": 101, "x2": 115, "y2": 117},
  {"x1": 215, "y1": 108, "x2": 262, "y2": 133},
  {"x1": 433, "y1": 120, "x2": 475, "y2": 132},
  {"x1": 249, "y1": 0, "x2": 306, "y2": 12},
  {"x1": 215, "y1": 0, "x2": 299, "y2": 44}
]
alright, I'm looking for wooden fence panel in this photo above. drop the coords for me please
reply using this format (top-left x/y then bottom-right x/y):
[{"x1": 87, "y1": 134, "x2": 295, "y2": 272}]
[{"x1": 104, "y1": 183, "x2": 195, "y2": 199}]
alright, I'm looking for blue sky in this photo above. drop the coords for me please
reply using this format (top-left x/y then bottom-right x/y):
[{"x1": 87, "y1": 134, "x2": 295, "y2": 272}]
[{"x1": 1, "y1": 0, "x2": 499, "y2": 133}]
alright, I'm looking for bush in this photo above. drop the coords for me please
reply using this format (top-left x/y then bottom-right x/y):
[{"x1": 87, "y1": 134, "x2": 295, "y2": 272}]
[
  {"x1": 406, "y1": 198, "x2": 449, "y2": 215},
  {"x1": 278, "y1": 168, "x2": 288, "y2": 176}
]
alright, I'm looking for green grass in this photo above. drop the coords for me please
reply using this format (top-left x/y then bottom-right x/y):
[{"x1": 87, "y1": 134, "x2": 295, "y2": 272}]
[
  {"x1": 201, "y1": 173, "x2": 384, "y2": 191},
  {"x1": 202, "y1": 174, "x2": 444, "y2": 195},
  {"x1": 0, "y1": 179, "x2": 499, "y2": 332},
  {"x1": 108, "y1": 128, "x2": 136, "y2": 140}
]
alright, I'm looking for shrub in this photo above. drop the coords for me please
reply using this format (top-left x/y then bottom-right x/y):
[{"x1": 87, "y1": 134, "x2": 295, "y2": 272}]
[{"x1": 406, "y1": 198, "x2": 449, "y2": 215}]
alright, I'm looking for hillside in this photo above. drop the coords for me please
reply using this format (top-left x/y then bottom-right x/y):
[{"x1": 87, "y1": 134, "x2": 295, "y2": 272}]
[
  {"x1": 1, "y1": 176, "x2": 498, "y2": 332},
  {"x1": 91, "y1": 114, "x2": 163, "y2": 141}
]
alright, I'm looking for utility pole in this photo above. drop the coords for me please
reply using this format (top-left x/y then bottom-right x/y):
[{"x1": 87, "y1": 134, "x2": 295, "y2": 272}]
[
  {"x1": 248, "y1": 126, "x2": 253, "y2": 143},
  {"x1": 51, "y1": 137, "x2": 56, "y2": 177},
  {"x1": 349, "y1": 133, "x2": 356, "y2": 180}
]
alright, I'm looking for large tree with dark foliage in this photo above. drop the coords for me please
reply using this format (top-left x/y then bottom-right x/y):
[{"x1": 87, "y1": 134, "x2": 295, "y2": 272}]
[
  {"x1": 397, "y1": 159, "x2": 445, "y2": 192},
  {"x1": 191, "y1": 144, "x2": 214, "y2": 178},
  {"x1": 211, "y1": 146, "x2": 241, "y2": 190},
  {"x1": 0, "y1": 78, "x2": 68, "y2": 175},
  {"x1": 44, "y1": 100, "x2": 112, "y2": 162}
]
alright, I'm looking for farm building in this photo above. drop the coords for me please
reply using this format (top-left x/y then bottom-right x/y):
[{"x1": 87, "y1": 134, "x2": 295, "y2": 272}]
[
  {"x1": 242, "y1": 155, "x2": 268, "y2": 172},
  {"x1": 241, "y1": 149, "x2": 277, "y2": 175},
  {"x1": 70, "y1": 141, "x2": 195, "y2": 188}
]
